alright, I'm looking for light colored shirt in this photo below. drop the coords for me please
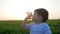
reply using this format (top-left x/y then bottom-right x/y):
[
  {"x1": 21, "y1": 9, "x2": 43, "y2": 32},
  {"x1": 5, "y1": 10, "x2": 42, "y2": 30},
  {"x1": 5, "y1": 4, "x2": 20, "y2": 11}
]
[{"x1": 26, "y1": 22, "x2": 52, "y2": 34}]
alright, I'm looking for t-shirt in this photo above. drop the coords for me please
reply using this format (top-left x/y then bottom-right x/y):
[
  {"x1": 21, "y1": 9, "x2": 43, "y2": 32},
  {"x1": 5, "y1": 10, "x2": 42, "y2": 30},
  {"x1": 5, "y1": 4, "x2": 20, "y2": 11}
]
[{"x1": 26, "y1": 22, "x2": 52, "y2": 34}]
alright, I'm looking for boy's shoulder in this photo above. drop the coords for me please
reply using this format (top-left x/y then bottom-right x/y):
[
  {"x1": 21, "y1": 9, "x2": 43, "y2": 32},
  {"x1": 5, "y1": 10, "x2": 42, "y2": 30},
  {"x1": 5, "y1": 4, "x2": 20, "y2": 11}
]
[{"x1": 40, "y1": 22, "x2": 49, "y2": 27}]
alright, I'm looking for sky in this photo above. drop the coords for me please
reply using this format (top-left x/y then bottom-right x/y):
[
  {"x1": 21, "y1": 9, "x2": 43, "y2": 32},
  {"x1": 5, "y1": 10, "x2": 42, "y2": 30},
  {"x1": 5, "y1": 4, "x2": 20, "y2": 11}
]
[{"x1": 0, "y1": 0, "x2": 60, "y2": 20}]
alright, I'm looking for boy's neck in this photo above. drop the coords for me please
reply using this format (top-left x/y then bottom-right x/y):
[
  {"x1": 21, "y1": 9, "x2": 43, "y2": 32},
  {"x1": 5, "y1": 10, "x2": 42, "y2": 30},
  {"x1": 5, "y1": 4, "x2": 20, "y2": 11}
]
[{"x1": 35, "y1": 20, "x2": 42, "y2": 24}]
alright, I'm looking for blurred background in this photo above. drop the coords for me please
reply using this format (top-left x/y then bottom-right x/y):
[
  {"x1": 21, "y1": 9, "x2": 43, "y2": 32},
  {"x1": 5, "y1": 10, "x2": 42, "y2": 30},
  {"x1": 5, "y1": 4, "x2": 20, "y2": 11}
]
[{"x1": 0, "y1": 0, "x2": 60, "y2": 20}]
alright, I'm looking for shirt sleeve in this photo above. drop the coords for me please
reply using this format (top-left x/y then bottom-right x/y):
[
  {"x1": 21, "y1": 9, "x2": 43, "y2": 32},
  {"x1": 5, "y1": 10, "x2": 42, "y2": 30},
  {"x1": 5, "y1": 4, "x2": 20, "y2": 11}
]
[{"x1": 26, "y1": 23, "x2": 33, "y2": 29}]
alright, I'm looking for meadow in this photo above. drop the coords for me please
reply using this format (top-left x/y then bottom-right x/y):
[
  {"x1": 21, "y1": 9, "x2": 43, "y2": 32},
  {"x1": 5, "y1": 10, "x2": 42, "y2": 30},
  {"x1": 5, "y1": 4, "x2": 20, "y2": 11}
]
[{"x1": 0, "y1": 20, "x2": 60, "y2": 34}]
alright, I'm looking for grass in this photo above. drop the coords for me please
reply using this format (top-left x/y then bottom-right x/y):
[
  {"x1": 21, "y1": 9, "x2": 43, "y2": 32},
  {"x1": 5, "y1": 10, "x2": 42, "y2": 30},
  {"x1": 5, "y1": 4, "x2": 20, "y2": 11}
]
[{"x1": 0, "y1": 20, "x2": 60, "y2": 34}]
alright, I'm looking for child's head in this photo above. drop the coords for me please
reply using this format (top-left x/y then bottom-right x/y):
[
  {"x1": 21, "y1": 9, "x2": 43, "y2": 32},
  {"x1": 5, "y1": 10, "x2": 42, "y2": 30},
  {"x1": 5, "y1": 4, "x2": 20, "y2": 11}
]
[{"x1": 32, "y1": 8, "x2": 49, "y2": 23}]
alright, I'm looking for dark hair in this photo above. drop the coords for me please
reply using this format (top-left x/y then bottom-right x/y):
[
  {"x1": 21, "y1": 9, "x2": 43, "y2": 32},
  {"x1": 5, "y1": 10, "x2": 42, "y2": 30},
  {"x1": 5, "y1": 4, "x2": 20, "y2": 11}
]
[{"x1": 34, "y1": 8, "x2": 49, "y2": 22}]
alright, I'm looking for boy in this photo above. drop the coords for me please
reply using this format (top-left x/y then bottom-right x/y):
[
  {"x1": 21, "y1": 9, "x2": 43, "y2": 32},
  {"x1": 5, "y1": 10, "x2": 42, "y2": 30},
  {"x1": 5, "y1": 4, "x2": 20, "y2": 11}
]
[{"x1": 22, "y1": 8, "x2": 52, "y2": 34}]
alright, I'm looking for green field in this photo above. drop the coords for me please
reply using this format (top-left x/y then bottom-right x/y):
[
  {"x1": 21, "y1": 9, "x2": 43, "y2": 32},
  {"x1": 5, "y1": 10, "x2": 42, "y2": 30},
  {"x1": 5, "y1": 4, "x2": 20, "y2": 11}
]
[{"x1": 0, "y1": 20, "x2": 60, "y2": 34}]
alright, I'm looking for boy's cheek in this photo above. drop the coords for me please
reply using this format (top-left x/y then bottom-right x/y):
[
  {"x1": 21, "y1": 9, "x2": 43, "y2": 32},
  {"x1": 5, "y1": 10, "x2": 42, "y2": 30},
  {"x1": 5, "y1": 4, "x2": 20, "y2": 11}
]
[{"x1": 32, "y1": 17, "x2": 36, "y2": 21}]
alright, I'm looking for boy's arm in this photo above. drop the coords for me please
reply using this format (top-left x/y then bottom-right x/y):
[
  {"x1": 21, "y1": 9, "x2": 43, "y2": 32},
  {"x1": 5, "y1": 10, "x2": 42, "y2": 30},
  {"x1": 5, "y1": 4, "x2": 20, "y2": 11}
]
[
  {"x1": 22, "y1": 16, "x2": 32, "y2": 29},
  {"x1": 22, "y1": 12, "x2": 32, "y2": 29},
  {"x1": 22, "y1": 18, "x2": 28, "y2": 29}
]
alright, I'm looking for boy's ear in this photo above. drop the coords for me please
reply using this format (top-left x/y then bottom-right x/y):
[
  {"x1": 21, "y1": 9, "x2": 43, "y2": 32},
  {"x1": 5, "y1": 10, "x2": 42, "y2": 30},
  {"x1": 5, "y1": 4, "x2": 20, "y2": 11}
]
[
  {"x1": 38, "y1": 15, "x2": 43, "y2": 19},
  {"x1": 40, "y1": 16, "x2": 43, "y2": 19}
]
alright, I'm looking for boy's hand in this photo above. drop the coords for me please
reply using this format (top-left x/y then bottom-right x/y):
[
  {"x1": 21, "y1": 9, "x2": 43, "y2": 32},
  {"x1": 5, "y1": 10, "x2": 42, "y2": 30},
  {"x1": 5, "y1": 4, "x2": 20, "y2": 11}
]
[
  {"x1": 26, "y1": 16, "x2": 31, "y2": 19},
  {"x1": 22, "y1": 12, "x2": 32, "y2": 29},
  {"x1": 26, "y1": 12, "x2": 32, "y2": 19}
]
